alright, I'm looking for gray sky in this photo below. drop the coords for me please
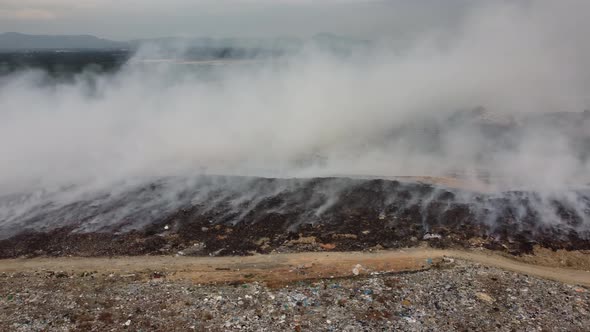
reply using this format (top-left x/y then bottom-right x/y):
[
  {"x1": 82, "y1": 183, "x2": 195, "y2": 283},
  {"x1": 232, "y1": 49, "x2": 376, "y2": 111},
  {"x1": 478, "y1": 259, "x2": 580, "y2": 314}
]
[{"x1": 0, "y1": 0, "x2": 472, "y2": 40}]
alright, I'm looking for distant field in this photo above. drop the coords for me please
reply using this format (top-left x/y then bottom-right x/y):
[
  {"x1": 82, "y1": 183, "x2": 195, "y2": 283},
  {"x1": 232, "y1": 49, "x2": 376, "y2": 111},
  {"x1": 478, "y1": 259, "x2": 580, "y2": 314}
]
[
  {"x1": 0, "y1": 50, "x2": 131, "y2": 76},
  {"x1": 0, "y1": 47, "x2": 286, "y2": 78}
]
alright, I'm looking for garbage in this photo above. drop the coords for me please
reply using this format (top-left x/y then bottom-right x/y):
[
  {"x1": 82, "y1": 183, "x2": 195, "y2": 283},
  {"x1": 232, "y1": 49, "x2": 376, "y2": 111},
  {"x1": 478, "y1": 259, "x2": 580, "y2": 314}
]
[
  {"x1": 291, "y1": 293, "x2": 306, "y2": 302},
  {"x1": 352, "y1": 264, "x2": 363, "y2": 276},
  {"x1": 403, "y1": 317, "x2": 416, "y2": 323},
  {"x1": 296, "y1": 263, "x2": 314, "y2": 270},
  {"x1": 332, "y1": 234, "x2": 357, "y2": 240},
  {"x1": 1, "y1": 255, "x2": 589, "y2": 331},
  {"x1": 423, "y1": 233, "x2": 442, "y2": 240},
  {"x1": 443, "y1": 257, "x2": 455, "y2": 264},
  {"x1": 120, "y1": 274, "x2": 136, "y2": 278}
]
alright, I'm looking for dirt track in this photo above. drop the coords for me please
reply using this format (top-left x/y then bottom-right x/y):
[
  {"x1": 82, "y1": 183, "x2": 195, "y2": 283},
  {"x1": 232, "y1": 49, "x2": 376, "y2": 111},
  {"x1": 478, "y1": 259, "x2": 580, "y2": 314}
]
[{"x1": 2, "y1": 249, "x2": 588, "y2": 287}]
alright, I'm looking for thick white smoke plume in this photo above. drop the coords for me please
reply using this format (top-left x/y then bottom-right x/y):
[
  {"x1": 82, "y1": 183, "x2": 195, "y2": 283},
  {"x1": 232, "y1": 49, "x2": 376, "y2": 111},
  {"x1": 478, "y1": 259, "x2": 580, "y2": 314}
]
[{"x1": 1, "y1": 1, "x2": 590, "y2": 196}]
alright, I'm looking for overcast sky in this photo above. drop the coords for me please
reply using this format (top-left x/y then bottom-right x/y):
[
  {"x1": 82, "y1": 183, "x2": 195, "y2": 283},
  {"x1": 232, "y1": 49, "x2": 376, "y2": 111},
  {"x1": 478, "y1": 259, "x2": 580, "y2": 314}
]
[{"x1": 0, "y1": 0, "x2": 475, "y2": 40}]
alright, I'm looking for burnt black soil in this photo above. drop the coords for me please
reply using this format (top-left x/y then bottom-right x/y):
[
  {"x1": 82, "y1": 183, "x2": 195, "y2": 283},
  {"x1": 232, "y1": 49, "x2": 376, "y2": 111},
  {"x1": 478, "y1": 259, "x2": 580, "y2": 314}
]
[{"x1": 1, "y1": 176, "x2": 589, "y2": 258}]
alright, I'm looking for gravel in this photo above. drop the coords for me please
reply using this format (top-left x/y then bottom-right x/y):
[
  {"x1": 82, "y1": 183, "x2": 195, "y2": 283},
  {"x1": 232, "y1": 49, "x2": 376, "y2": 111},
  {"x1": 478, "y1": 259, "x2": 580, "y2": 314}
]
[{"x1": 1, "y1": 259, "x2": 588, "y2": 331}]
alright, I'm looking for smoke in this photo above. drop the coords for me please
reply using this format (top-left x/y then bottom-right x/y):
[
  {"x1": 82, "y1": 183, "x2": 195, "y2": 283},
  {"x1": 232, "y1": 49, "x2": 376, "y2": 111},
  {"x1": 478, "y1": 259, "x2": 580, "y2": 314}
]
[{"x1": 1, "y1": 1, "x2": 590, "y2": 236}]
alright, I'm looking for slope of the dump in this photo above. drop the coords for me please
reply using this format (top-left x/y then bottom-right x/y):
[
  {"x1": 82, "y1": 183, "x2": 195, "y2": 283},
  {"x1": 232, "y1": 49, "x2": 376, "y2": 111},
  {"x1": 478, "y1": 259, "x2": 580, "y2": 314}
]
[{"x1": 1, "y1": 176, "x2": 589, "y2": 258}]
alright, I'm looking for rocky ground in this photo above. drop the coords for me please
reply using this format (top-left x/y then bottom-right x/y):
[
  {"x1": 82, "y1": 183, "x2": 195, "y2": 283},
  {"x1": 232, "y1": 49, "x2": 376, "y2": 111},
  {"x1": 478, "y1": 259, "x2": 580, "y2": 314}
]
[{"x1": 1, "y1": 256, "x2": 588, "y2": 332}]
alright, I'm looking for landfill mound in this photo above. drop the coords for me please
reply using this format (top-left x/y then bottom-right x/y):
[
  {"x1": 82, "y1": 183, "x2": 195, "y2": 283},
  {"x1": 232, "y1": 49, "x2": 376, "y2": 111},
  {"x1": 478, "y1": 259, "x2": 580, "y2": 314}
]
[{"x1": 1, "y1": 175, "x2": 589, "y2": 258}]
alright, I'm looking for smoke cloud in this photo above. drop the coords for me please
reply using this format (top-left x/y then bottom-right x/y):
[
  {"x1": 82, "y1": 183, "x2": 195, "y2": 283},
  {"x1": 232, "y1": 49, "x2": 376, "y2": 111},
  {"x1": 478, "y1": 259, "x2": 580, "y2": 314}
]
[{"x1": 1, "y1": 0, "x2": 590, "y2": 221}]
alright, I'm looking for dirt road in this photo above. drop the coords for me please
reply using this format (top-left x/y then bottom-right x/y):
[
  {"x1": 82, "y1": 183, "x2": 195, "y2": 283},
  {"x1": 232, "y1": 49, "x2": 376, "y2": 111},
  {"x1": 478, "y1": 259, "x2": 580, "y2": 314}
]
[{"x1": 1, "y1": 249, "x2": 588, "y2": 286}]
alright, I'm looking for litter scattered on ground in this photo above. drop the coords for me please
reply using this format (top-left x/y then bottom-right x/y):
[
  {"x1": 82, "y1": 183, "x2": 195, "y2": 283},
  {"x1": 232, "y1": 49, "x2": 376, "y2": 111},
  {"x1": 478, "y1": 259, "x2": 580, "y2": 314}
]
[{"x1": 1, "y1": 259, "x2": 588, "y2": 331}]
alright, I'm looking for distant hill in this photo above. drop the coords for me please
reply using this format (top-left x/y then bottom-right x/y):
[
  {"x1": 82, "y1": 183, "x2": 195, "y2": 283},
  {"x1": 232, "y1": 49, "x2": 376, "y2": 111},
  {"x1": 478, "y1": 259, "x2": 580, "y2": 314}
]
[
  {"x1": 0, "y1": 32, "x2": 128, "y2": 50},
  {"x1": 130, "y1": 33, "x2": 370, "y2": 51},
  {"x1": 0, "y1": 32, "x2": 372, "y2": 54}
]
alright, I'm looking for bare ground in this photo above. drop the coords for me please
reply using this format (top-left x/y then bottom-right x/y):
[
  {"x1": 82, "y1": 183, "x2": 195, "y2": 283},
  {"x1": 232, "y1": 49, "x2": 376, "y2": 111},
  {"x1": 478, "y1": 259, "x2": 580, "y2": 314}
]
[{"x1": 1, "y1": 248, "x2": 589, "y2": 287}]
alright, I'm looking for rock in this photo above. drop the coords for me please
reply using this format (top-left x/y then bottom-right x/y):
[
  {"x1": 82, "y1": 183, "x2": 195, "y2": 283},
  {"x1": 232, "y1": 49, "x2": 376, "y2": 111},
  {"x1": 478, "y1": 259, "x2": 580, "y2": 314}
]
[{"x1": 475, "y1": 292, "x2": 495, "y2": 304}]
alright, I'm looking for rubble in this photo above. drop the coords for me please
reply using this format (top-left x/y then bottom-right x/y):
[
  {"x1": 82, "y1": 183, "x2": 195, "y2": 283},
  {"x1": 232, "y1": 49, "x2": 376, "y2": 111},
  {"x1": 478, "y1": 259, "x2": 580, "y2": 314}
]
[{"x1": 1, "y1": 259, "x2": 588, "y2": 331}]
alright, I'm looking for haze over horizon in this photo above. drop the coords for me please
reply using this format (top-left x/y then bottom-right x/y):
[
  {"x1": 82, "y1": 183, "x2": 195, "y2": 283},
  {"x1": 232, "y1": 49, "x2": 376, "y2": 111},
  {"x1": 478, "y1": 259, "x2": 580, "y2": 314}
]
[
  {"x1": 0, "y1": 0, "x2": 473, "y2": 41},
  {"x1": 0, "y1": 0, "x2": 589, "y2": 192}
]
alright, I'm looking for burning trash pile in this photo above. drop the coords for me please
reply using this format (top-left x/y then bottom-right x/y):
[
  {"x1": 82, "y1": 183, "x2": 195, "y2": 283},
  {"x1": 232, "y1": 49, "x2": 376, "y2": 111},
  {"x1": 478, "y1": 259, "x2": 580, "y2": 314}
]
[{"x1": 1, "y1": 175, "x2": 589, "y2": 258}]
